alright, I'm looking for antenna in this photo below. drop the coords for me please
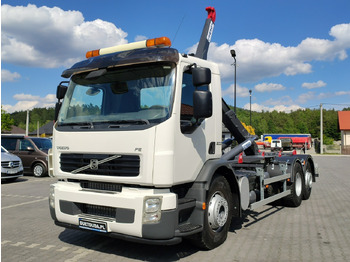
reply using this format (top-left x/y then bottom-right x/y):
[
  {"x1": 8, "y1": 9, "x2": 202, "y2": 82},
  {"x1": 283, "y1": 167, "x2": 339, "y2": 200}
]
[{"x1": 172, "y1": 14, "x2": 186, "y2": 46}]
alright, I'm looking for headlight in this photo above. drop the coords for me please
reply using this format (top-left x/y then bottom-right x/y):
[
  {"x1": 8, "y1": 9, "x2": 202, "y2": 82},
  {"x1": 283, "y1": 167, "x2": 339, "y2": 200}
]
[{"x1": 143, "y1": 197, "x2": 162, "y2": 224}]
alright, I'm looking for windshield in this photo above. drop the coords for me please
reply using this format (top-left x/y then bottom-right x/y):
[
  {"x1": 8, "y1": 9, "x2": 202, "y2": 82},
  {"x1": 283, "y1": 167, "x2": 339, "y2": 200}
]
[
  {"x1": 58, "y1": 63, "x2": 176, "y2": 129},
  {"x1": 31, "y1": 138, "x2": 52, "y2": 151}
]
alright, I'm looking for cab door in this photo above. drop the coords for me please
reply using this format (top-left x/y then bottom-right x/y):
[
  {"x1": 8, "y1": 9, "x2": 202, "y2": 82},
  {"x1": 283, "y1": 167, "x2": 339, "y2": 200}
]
[{"x1": 172, "y1": 63, "x2": 220, "y2": 184}]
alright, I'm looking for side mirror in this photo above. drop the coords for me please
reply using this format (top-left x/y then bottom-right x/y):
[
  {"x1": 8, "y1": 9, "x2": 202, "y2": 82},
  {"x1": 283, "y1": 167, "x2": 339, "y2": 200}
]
[
  {"x1": 193, "y1": 90, "x2": 212, "y2": 119},
  {"x1": 26, "y1": 146, "x2": 35, "y2": 152},
  {"x1": 192, "y1": 67, "x2": 211, "y2": 87},
  {"x1": 56, "y1": 81, "x2": 69, "y2": 100}
]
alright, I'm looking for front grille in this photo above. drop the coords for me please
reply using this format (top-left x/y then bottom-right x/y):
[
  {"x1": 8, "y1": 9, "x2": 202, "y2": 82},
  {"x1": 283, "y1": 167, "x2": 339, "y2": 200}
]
[
  {"x1": 1, "y1": 161, "x2": 21, "y2": 169},
  {"x1": 78, "y1": 203, "x2": 116, "y2": 218},
  {"x1": 60, "y1": 154, "x2": 140, "y2": 177}
]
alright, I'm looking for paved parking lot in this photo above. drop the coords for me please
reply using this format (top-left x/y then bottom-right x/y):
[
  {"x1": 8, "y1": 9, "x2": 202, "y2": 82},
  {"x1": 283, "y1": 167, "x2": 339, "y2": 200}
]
[{"x1": 2, "y1": 155, "x2": 350, "y2": 261}]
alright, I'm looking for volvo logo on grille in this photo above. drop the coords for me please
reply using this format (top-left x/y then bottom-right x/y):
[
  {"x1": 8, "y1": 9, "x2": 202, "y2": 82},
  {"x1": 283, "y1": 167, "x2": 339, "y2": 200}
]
[
  {"x1": 71, "y1": 155, "x2": 121, "y2": 174},
  {"x1": 90, "y1": 159, "x2": 99, "y2": 170}
]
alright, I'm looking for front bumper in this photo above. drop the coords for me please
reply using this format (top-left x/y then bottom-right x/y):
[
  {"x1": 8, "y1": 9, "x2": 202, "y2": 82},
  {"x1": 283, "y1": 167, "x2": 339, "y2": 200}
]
[
  {"x1": 1, "y1": 170, "x2": 24, "y2": 180},
  {"x1": 54, "y1": 214, "x2": 182, "y2": 245},
  {"x1": 50, "y1": 181, "x2": 183, "y2": 241}
]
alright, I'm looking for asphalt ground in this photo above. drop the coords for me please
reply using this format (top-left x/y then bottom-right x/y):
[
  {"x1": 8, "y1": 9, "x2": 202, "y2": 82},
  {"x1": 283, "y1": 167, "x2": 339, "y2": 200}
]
[{"x1": 1, "y1": 155, "x2": 350, "y2": 262}]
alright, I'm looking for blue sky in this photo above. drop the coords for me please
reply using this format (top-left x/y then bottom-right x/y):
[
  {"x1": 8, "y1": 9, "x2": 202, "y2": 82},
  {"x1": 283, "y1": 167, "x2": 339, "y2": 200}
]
[{"x1": 2, "y1": 0, "x2": 350, "y2": 113}]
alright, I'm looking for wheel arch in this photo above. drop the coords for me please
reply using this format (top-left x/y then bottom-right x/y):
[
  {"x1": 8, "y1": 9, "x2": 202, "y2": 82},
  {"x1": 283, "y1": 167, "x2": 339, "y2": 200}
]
[
  {"x1": 195, "y1": 159, "x2": 241, "y2": 218},
  {"x1": 31, "y1": 160, "x2": 48, "y2": 176},
  {"x1": 276, "y1": 155, "x2": 305, "y2": 182},
  {"x1": 304, "y1": 156, "x2": 317, "y2": 182},
  {"x1": 31, "y1": 159, "x2": 48, "y2": 170}
]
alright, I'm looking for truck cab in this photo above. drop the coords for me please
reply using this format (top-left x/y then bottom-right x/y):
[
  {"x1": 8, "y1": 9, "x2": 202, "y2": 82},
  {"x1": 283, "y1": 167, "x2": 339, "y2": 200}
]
[{"x1": 270, "y1": 139, "x2": 282, "y2": 151}]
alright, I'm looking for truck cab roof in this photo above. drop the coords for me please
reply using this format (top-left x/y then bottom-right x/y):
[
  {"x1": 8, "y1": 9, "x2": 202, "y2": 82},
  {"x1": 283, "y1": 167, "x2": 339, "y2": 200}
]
[
  {"x1": 62, "y1": 47, "x2": 220, "y2": 79},
  {"x1": 62, "y1": 48, "x2": 180, "y2": 78}
]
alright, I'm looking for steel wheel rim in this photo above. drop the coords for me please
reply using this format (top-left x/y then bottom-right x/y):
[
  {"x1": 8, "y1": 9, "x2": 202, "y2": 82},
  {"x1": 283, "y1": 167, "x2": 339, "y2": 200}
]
[
  {"x1": 305, "y1": 171, "x2": 313, "y2": 189},
  {"x1": 34, "y1": 165, "x2": 43, "y2": 176},
  {"x1": 295, "y1": 172, "x2": 302, "y2": 196},
  {"x1": 208, "y1": 192, "x2": 229, "y2": 231}
]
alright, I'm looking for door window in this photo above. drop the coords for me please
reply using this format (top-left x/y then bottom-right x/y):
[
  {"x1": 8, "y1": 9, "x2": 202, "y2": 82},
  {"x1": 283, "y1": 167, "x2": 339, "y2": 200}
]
[
  {"x1": 19, "y1": 139, "x2": 33, "y2": 151},
  {"x1": 180, "y1": 70, "x2": 208, "y2": 133}
]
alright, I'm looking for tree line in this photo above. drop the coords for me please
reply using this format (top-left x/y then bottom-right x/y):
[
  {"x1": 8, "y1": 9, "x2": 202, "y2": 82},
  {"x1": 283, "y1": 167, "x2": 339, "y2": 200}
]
[
  {"x1": 236, "y1": 107, "x2": 349, "y2": 145},
  {"x1": 2, "y1": 107, "x2": 55, "y2": 133},
  {"x1": 2, "y1": 106, "x2": 348, "y2": 144}
]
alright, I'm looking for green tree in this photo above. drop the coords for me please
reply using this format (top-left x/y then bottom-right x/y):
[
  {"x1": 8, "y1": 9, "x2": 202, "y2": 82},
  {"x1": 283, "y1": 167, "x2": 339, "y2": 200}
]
[{"x1": 1, "y1": 107, "x2": 14, "y2": 131}]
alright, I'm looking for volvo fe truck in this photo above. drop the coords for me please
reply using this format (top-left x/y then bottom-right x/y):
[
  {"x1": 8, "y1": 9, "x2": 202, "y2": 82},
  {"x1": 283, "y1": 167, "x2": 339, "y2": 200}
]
[{"x1": 49, "y1": 7, "x2": 318, "y2": 249}]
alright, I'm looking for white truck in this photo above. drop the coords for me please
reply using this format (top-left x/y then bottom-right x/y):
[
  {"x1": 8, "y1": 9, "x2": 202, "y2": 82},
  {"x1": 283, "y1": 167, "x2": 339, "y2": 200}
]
[
  {"x1": 270, "y1": 139, "x2": 282, "y2": 152},
  {"x1": 49, "y1": 7, "x2": 318, "y2": 249}
]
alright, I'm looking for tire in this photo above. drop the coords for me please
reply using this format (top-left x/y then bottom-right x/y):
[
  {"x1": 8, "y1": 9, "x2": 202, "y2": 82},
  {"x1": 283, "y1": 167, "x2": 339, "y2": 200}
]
[
  {"x1": 283, "y1": 162, "x2": 303, "y2": 207},
  {"x1": 303, "y1": 161, "x2": 313, "y2": 200},
  {"x1": 33, "y1": 163, "x2": 46, "y2": 177},
  {"x1": 192, "y1": 176, "x2": 233, "y2": 250}
]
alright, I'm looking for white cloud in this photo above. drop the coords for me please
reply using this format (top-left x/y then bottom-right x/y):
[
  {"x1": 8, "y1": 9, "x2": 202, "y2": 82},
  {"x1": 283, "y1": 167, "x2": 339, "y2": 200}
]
[
  {"x1": 329, "y1": 23, "x2": 350, "y2": 48},
  {"x1": 296, "y1": 91, "x2": 345, "y2": 104},
  {"x1": 3, "y1": 93, "x2": 56, "y2": 113},
  {"x1": 263, "y1": 96, "x2": 295, "y2": 106},
  {"x1": 1, "y1": 69, "x2": 21, "y2": 82},
  {"x1": 243, "y1": 103, "x2": 303, "y2": 113},
  {"x1": 222, "y1": 84, "x2": 251, "y2": 98},
  {"x1": 203, "y1": 23, "x2": 350, "y2": 83},
  {"x1": 297, "y1": 91, "x2": 317, "y2": 104},
  {"x1": 302, "y1": 80, "x2": 327, "y2": 89},
  {"x1": 1, "y1": 4, "x2": 128, "y2": 68},
  {"x1": 335, "y1": 91, "x2": 350, "y2": 96},
  {"x1": 134, "y1": 35, "x2": 148, "y2": 42},
  {"x1": 255, "y1": 83, "x2": 286, "y2": 92}
]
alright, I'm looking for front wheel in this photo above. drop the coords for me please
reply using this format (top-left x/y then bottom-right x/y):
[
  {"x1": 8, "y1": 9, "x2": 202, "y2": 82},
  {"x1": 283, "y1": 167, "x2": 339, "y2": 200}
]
[
  {"x1": 192, "y1": 176, "x2": 233, "y2": 250},
  {"x1": 33, "y1": 163, "x2": 46, "y2": 177}
]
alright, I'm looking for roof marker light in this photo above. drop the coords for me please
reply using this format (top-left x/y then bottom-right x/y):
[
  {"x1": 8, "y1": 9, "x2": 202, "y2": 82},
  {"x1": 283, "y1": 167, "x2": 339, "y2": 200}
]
[
  {"x1": 146, "y1": 37, "x2": 171, "y2": 48},
  {"x1": 86, "y1": 37, "x2": 171, "y2": 59}
]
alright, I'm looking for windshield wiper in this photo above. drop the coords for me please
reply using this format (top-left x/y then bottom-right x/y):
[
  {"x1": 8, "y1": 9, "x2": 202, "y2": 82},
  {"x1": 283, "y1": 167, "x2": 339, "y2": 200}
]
[
  {"x1": 105, "y1": 119, "x2": 150, "y2": 128},
  {"x1": 58, "y1": 122, "x2": 94, "y2": 129}
]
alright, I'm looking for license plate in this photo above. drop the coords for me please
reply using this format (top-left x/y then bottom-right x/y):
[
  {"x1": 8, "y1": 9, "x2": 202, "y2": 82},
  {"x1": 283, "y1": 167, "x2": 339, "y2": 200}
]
[
  {"x1": 79, "y1": 219, "x2": 107, "y2": 233},
  {"x1": 7, "y1": 170, "x2": 17, "y2": 174}
]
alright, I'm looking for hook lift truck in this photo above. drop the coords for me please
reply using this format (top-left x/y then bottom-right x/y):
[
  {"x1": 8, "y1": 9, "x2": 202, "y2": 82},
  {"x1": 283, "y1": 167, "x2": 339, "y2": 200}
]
[{"x1": 49, "y1": 7, "x2": 318, "y2": 249}]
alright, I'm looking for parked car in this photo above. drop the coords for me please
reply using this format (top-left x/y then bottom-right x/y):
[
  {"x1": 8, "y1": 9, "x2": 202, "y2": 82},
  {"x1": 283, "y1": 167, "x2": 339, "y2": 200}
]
[
  {"x1": 1, "y1": 146, "x2": 24, "y2": 182},
  {"x1": 1, "y1": 135, "x2": 52, "y2": 177}
]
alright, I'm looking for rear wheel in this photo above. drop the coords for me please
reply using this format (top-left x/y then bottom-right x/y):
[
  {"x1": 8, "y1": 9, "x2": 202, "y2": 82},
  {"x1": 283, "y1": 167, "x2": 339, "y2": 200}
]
[
  {"x1": 303, "y1": 161, "x2": 313, "y2": 200},
  {"x1": 283, "y1": 162, "x2": 303, "y2": 207},
  {"x1": 192, "y1": 176, "x2": 233, "y2": 250}
]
